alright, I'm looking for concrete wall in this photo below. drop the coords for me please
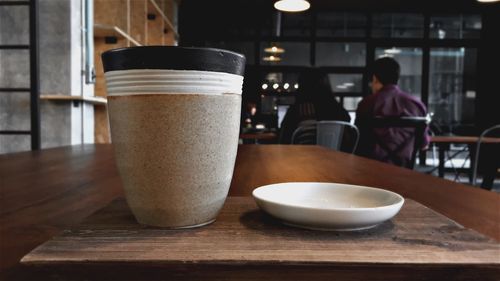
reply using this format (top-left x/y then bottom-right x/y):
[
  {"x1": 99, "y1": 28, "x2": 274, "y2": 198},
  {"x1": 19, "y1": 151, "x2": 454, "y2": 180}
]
[{"x1": 0, "y1": 0, "x2": 94, "y2": 154}]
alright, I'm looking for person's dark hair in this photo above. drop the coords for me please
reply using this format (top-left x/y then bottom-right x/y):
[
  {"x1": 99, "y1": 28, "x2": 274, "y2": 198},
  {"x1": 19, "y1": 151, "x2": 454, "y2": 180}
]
[
  {"x1": 296, "y1": 68, "x2": 330, "y2": 102},
  {"x1": 371, "y1": 57, "x2": 400, "y2": 85}
]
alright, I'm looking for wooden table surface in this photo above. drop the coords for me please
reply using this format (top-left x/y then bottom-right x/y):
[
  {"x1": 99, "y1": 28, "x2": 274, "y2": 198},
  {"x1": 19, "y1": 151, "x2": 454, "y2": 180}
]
[
  {"x1": 22, "y1": 198, "x2": 500, "y2": 281},
  {"x1": 429, "y1": 135, "x2": 500, "y2": 178},
  {"x1": 239, "y1": 132, "x2": 278, "y2": 140},
  {"x1": 430, "y1": 135, "x2": 500, "y2": 144},
  {"x1": 1, "y1": 144, "x2": 499, "y2": 280}
]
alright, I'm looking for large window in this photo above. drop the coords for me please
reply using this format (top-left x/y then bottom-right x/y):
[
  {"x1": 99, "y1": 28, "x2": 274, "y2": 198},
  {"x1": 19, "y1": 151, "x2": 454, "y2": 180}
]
[
  {"x1": 428, "y1": 48, "x2": 477, "y2": 128},
  {"x1": 372, "y1": 13, "x2": 424, "y2": 38},
  {"x1": 430, "y1": 15, "x2": 481, "y2": 39},
  {"x1": 316, "y1": 12, "x2": 367, "y2": 37},
  {"x1": 186, "y1": 12, "x2": 481, "y2": 131},
  {"x1": 315, "y1": 43, "x2": 366, "y2": 67},
  {"x1": 328, "y1": 74, "x2": 363, "y2": 94},
  {"x1": 281, "y1": 12, "x2": 312, "y2": 37}
]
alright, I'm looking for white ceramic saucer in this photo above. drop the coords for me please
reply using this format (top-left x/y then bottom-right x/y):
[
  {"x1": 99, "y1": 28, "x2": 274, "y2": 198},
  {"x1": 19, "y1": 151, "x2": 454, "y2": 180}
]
[{"x1": 252, "y1": 182, "x2": 404, "y2": 231}]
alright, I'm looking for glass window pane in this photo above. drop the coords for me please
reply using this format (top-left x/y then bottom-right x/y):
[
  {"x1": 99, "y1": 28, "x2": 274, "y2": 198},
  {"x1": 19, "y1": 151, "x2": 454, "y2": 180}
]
[
  {"x1": 315, "y1": 42, "x2": 366, "y2": 66},
  {"x1": 428, "y1": 48, "x2": 477, "y2": 128},
  {"x1": 463, "y1": 15, "x2": 482, "y2": 39},
  {"x1": 372, "y1": 13, "x2": 424, "y2": 38},
  {"x1": 260, "y1": 42, "x2": 310, "y2": 66},
  {"x1": 375, "y1": 47, "x2": 422, "y2": 98},
  {"x1": 430, "y1": 15, "x2": 481, "y2": 39},
  {"x1": 316, "y1": 12, "x2": 367, "y2": 37},
  {"x1": 281, "y1": 12, "x2": 312, "y2": 37},
  {"x1": 205, "y1": 41, "x2": 255, "y2": 65},
  {"x1": 328, "y1": 74, "x2": 363, "y2": 93}
]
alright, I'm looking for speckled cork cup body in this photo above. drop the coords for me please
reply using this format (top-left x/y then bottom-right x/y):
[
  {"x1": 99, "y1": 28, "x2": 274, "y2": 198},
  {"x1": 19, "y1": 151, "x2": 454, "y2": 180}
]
[{"x1": 102, "y1": 47, "x2": 245, "y2": 228}]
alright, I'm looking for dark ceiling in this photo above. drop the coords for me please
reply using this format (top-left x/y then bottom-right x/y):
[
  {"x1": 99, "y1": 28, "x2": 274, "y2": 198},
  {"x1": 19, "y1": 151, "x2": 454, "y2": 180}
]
[
  {"x1": 180, "y1": 0, "x2": 496, "y2": 13},
  {"x1": 179, "y1": 0, "x2": 499, "y2": 43}
]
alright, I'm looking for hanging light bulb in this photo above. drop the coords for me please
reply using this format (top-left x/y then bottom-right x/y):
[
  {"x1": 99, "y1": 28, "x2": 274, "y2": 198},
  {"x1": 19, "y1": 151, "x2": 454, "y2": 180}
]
[
  {"x1": 263, "y1": 55, "x2": 282, "y2": 62},
  {"x1": 264, "y1": 44, "x2": 285, "y2": 54},
  {"x1": 274, "y1": 0, "x2": 310, "y2": 12}
]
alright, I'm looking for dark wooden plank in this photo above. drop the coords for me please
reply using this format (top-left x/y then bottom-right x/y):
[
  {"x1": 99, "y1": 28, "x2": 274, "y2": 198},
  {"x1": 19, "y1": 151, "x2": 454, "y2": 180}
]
[
  {"x1": 2, "y1": 144, "x2": 499, "y2": 280},
  {"x1": 229, "y1": 145, "x2": 500, "y2": 241},
  {"x1": 21, "y1": 197, "x2": 500, "y2": 280},
  {"x1": 239, "y1": 132, "x2": 278, "y2": 140},
  {"x1": 0, "y1": 145, "x2": 123, "y2": 277},
  {"x1": 431, "y1": 136, "x2": 500, "y2": 144}
]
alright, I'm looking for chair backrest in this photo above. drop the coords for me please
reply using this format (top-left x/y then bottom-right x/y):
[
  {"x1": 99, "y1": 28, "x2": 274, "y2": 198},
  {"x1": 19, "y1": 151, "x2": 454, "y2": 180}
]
[
  {"x1": 291, "y1": 120, "x2": 317, "y2": 145},
  {"x1": 316, "y1": 121, "x2": 359, "y2": 153},
  {"x1": 357, "y1": 116, "x2": 428, "y2": 169},
  {"x1": 472, "y1": 124, "x2": 500, "y2": 186}
]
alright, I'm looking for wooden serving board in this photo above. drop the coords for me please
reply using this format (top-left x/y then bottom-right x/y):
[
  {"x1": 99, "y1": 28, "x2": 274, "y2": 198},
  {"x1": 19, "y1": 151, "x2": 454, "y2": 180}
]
[{"x1": 22, "y1": 197, "x2": 500, "y2": 281}]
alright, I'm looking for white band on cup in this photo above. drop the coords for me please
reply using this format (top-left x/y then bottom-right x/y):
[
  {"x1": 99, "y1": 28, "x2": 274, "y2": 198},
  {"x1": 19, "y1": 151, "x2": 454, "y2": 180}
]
[{"x1": 105, "y1": 69, "x2": 244, "y2": 96}]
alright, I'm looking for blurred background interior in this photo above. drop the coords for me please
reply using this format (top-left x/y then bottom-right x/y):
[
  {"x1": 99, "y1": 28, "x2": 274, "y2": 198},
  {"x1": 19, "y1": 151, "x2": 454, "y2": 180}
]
[{"x1": 1, "y1": 0, "x2": 499, "y2": 186}]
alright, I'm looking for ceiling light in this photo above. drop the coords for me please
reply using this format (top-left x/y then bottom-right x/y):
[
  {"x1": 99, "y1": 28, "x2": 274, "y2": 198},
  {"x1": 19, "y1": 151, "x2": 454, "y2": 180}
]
[
  {"x1": 263, "y1": 55, "x2": 281, "y2": 62},
  {"x1": 294, "y1": 83, "x2": 299, "y2": 89},
  {"x1": 274, "y1": 0, "x2": 310, "y2": 12},
  {"x1": 283, "y1": 83, "x2": 290, "y2": 90},
  {"x1": 384, "y1": 47, "x2": 402, "y2": 55},
  {"x1": 264, "y1": 45, "x2": 285, "y2": 54},
  {"x1": 272, "y1": 83, "x2": 279, "y2": 89},
  {"x1": 262, "y1": 83, "x2": 269, "y2": 90},
  {"x1": 343, "y1": 82, "x2": 354, "y2": 87},
  {"x1": 336, "y1": 85, "x2": 348, "y2": 89},
  {"x1": 476, "y1": 0, "x2": 500, "y2": 2}
]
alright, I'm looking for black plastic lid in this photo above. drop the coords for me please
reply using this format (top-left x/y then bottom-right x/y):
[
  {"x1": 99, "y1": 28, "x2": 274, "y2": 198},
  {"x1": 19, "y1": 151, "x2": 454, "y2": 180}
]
[{"x1": 101, "y1": 46, "x2": 246, "y2": 76}]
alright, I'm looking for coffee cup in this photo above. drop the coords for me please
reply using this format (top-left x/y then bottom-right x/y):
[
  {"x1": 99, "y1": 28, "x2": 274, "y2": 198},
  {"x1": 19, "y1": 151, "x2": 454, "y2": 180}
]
[{"x1": 101, "y1": 46, "x2": 245, "y2": 228}]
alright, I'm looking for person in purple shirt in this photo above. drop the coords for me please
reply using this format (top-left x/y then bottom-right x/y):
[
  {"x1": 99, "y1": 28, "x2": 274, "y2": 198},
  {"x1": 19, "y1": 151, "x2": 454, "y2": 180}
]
[{"x1": 355, "y1": 57, "x2": 429, "y2": 167}]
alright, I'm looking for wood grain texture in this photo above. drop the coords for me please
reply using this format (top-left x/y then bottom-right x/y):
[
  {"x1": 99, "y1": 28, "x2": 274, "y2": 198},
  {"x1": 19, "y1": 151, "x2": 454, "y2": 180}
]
[
  {"x1": 129, "y1": 0, "x2": 147, "y2": 45},
  {"x1": 0, "y1": 145, "x2": 123, "y2": 279},
  {"x1": 21, "y1": 198, "x2": 500, "y2": 280},
  {"x1": 2, "y1": 144, "x2": 500, "y2": 280},
  {"x1": 146, "y1": 0, "x2": 165, "y2": 45},
  {"x1": 229, "y1": 145, "x2": 500, "y2": 241},
  {"x1": 239, "y1": 132, "x2": 278, "y2": 140},
  {"x1": 431, "y1": 136, "x2": 500, "y2": 144},
  {"x1": 162, "y1": 0, "x2": 176, "y2": 45},
  {"x1": 93, "y1": 0, "x2": 128, "y2": 31}
]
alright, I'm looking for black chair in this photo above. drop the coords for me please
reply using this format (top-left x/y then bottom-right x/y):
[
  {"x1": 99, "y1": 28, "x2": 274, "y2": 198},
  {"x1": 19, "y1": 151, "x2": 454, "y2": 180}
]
[
  {"x1": 316, "y1": 121, "x2": 360, "y2": 153},
  {"x1": 472, "y1": 124, "x2": 500, "y2": 189},
  {"x1": 291, "y1": 120, "x2": 360, "y2": 154},
  {"x1": 291, "y1": 120, "x2": 317, "y2": 145},
  {"x1": 356, "y1": 116, "x2": 429, "y2": 169}
]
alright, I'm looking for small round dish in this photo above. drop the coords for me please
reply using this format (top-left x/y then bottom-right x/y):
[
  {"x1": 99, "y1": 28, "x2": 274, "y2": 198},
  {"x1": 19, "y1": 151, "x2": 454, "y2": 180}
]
[{"x1": 252, "y1": 182, "x2": 404, "y2": 231}]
